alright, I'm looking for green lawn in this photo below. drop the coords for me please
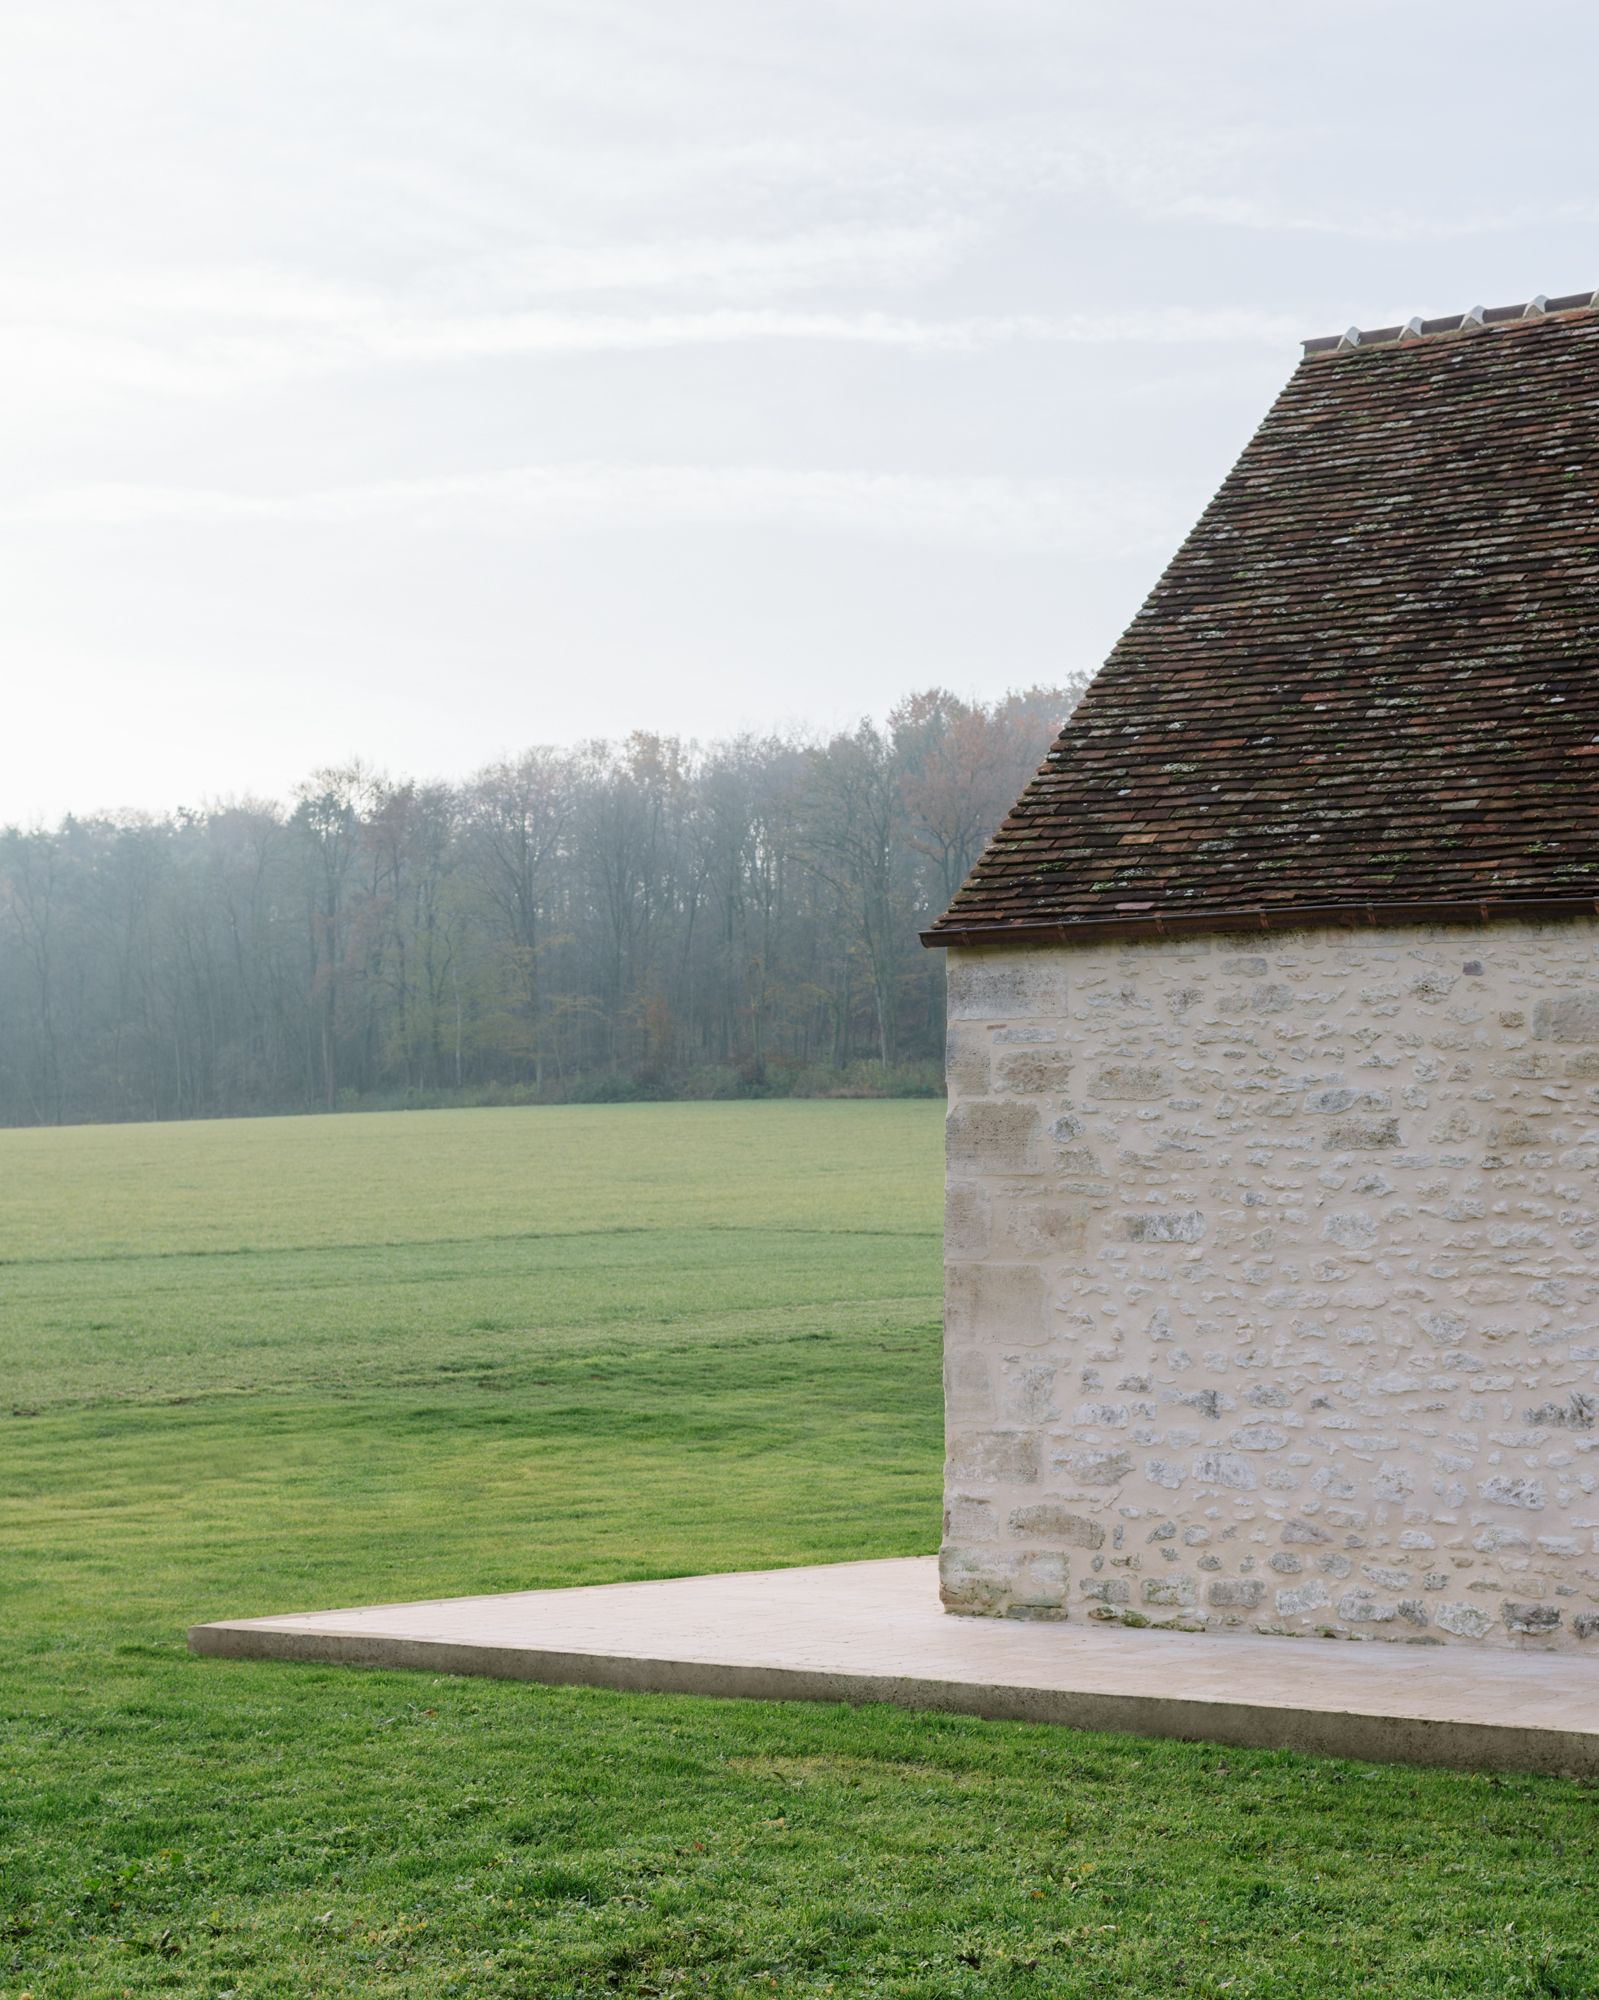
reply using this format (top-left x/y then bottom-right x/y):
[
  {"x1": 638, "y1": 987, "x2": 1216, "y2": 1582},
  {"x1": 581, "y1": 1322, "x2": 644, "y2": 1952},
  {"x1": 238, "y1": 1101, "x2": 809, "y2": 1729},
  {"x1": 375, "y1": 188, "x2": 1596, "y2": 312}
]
[{"x1": 2, "y1": 1104, "x2": 1596, "y2": 1999}]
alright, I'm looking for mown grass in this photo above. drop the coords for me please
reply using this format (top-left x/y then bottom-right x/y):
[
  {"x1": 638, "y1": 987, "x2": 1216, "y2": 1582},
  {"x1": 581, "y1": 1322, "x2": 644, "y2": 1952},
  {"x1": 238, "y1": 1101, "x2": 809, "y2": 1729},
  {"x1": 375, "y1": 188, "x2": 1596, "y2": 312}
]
[{"x1": 2, "y1": 1103, "x2": 1597, "y2": 1998}]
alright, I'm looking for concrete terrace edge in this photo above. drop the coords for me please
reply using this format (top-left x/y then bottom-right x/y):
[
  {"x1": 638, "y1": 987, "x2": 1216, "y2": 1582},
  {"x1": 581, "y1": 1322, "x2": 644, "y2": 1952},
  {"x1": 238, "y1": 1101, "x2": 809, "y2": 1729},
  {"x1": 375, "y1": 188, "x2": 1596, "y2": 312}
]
[{"x1": 188, "y1": 1615, "x2": 1599, "y2": 1780}]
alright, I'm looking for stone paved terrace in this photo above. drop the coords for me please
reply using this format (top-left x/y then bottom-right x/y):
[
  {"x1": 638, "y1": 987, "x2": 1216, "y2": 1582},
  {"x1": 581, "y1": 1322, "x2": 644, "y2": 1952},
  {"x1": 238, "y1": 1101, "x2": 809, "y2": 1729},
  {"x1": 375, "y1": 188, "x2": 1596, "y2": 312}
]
[{"x1": 190, "y1": 1555, "x2": 1599, "y2": 1777}]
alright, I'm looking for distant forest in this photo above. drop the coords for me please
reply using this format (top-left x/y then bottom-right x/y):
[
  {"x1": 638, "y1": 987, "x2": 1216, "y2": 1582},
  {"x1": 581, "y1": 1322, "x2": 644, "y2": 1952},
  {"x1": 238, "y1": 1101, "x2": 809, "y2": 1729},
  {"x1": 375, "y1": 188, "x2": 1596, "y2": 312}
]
[{"x1": 0, "y1": 685, "x2": 1083, "y2": 1126}]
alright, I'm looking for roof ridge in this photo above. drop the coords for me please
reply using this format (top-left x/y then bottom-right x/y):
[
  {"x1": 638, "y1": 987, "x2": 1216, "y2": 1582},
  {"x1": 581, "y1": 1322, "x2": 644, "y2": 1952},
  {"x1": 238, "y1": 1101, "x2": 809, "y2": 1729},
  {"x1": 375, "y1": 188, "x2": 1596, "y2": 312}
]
[{"x1": 1301, "y1": 290, "x2": 1599, "y2": 358}]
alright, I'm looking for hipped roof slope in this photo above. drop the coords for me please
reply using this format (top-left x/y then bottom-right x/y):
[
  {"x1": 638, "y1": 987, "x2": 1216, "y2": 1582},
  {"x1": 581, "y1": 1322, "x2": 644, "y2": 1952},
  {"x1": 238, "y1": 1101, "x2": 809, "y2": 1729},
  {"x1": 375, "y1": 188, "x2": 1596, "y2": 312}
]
[{"x1": 925, "y1": 295, "x2": 1599, "y2": 947}]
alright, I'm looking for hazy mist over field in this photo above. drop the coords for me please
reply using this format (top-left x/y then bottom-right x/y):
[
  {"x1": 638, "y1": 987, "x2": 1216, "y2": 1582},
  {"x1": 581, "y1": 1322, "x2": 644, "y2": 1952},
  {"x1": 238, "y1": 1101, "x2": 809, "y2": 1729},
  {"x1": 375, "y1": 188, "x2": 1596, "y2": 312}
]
[{"x1": 5, "y1": 0, "x2": 1596, "y2": 820}]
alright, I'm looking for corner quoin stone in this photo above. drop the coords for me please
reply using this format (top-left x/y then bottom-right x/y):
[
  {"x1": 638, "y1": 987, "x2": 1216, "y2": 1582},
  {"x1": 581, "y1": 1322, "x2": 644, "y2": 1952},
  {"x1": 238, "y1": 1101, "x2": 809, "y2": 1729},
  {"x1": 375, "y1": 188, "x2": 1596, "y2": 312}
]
[
  {"x1": 946, "y1": 1101, "x2": 1041, "y2": 1176},
  {"x1": 945, "y1": 1262, "x2": 1046, "y2": 1345}
]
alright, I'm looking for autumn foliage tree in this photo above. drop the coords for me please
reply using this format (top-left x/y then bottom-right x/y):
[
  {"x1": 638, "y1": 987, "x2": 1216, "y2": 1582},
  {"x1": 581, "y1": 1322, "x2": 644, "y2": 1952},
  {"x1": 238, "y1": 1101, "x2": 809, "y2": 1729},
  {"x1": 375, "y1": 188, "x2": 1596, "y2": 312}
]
[{"x1": 0, "y1": 685, "x2": 1082, "y2": 1124}]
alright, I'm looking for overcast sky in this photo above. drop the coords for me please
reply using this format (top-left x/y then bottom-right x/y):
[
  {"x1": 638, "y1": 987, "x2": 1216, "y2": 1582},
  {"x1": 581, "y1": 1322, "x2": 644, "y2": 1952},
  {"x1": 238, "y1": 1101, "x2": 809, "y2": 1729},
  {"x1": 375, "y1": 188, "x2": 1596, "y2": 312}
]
[{"x1": 4, "y1": 0, "x2": 1596, "y2": 822}]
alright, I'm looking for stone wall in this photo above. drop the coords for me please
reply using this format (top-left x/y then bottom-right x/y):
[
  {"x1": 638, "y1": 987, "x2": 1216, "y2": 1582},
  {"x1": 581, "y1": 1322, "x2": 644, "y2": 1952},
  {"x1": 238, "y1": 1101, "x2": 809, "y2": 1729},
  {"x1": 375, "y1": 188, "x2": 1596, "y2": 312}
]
[{"x1": 941, "y1": 920, "x2": 1599, "y2": 1649}]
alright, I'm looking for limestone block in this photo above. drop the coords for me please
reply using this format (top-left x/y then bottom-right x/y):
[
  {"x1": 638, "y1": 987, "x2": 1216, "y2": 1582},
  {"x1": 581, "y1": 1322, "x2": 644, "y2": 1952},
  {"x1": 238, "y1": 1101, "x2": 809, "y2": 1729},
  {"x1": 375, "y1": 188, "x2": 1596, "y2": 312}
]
[
  {"x1": 993, "y1": 1048, "x2": 1075, "y2": 1094},
  {"x1": 944, "y1": 1350, "x2": 994, "y2": 1421},
  {"x1": 1479, "y1": 1475, "x2": 1547, "y2": 1510},
  {"x1": 945, "y1": 1261, "x2": 1046, "y2": 1345},
  {"x1": 1504, "y1": 1601, "x2": 1562, "y2": 1636},
  {"x1": 1229, "y1": 1422, "x2": 1289, "y2": 1453},
  {"x1": 995, "y1": 1198, "x2": 1089, "y2": 1259},
  {"x1": 1322, "y1": 1116, "x2": 1401, "y2": 1150},
  {"x1": 1048, "y1": 1443, "x2": 1134, "y2": 1487},
  {"x1": 1336, "y1": 1592, "x2": 1399, "y2": 1623},
  {"x1": 944, "y1": 1494, "x2": 998, "y2": 1542},
  {"x1": 946, "y1": 952, "x2": 1066, "y2": 1022},
  {"x1": 938, "y1": 1544, "x2": 995, "y2": 1612},
  {"x1": 948, "y1": 1430, "x2": 1040, "y2": 1485},
  {"x1": 1208, "y1": 1578, "x2": 1267, "y2": 1609},
  {"x1": 944, "y1": 1181, "x2": 991, "y2": 1258},
  {"x1": 1005, "y1": 1552, "x2": 1071, "y2": 1614},
  {"x1": 1436, "y1": 1601, "x2": 1494, "y2": 1639},
  {"x1": 938, "y1": 1545, "x2": 1067, "y2": 1617},
  {"x1": 1279, "y1": 1519, "x2": 1332, "y2": 1543},
  {"x1": 997, "y1": 1358, "x2": 1060, "y2": 1424},
  {"x1": 1007, "y1": 1502, "x2": 1105, "y2": 1548},
  {"x1": 1534, "y1": 995, "x2": 1599, "y2": 1043},
  {"x1": 945, "y1": 1025, "x2": 991, "y2": 1096},
  {"x1": 1089, "y1": 1062, "x2": 1171, "y2": 1100},
  {"x1": 946, "y1": 1101, "x2": 1042, "y2": 1176},
  {"x1": 1124, "y1": 1210, "x2": 1205, "y2": 1243},
  {"x1": 1192, "y1": 1450, "x2": 1257, "y2": 1491}
]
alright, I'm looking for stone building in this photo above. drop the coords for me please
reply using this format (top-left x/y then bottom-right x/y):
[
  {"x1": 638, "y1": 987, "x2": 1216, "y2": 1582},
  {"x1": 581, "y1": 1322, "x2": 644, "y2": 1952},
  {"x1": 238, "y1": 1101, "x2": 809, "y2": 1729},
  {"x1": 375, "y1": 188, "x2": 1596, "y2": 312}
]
[{"x1": 923, "y1": 294, "x2": 1599, "y2": 1649}]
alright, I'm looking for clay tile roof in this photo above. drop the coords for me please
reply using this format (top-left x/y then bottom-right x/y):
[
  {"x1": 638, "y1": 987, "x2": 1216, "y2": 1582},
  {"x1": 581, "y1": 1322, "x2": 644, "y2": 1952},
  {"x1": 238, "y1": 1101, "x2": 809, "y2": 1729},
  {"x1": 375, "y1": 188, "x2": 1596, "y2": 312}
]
[{"x1": 924, "y1": 292, "x2": 1599, "y2": 948}]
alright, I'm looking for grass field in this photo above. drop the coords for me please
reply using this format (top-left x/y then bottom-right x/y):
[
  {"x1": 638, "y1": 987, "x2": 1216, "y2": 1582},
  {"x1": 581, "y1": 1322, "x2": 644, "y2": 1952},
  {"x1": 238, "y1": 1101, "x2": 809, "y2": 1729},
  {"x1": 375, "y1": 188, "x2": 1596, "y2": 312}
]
[{"x1": 3, "y1": 1103, "x2": 1597, "y2": 1999}]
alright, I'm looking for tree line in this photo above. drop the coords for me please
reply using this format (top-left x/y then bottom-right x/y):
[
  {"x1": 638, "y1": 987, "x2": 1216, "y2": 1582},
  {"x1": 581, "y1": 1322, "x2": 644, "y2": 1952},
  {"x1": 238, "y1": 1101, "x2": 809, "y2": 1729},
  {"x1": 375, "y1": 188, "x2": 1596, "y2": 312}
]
[{"x1": 0, "y1": 685, "x2": 1083, "y2": 1126}]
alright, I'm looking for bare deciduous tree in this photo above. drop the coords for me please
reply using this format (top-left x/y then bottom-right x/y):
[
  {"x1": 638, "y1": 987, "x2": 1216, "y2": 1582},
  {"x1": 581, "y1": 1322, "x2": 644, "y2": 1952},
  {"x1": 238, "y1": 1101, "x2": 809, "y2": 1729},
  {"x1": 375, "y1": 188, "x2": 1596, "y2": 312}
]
[{"x1": 0, "y1": 686, "x2": 1081, "y2": 1124}]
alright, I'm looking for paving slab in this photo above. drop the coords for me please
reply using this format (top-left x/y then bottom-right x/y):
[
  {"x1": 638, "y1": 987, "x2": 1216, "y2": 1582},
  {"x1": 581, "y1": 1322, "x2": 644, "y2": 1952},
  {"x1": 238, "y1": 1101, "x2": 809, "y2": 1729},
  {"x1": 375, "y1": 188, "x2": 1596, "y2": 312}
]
[{"x1": 189, "y1": 1555, "x2": 1599, "y2": 1776}]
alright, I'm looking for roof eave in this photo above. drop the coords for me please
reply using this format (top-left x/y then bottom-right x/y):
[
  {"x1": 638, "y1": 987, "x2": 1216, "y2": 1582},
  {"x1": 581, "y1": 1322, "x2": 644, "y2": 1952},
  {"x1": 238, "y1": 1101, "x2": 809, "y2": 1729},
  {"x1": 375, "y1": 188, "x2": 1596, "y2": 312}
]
[{"x1": 921, "y1": 894, "x2": 1599, "y2": 950}]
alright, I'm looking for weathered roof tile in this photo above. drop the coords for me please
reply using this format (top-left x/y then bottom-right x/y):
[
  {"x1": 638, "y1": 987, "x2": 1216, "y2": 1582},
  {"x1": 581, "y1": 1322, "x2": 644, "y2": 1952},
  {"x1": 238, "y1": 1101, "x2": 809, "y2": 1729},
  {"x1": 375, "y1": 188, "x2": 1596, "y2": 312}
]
[{"x1": 925, "y1": 298, "x2": 1599, "y2": 946}]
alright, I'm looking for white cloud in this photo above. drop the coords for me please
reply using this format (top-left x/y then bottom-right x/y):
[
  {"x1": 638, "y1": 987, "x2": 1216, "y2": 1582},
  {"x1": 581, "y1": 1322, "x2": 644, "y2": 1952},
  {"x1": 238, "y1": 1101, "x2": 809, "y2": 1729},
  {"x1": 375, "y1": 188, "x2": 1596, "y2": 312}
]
[
  {"x1": 0, "y1": 281, "x2": 1307, "y2": 404},
  {"x1": 450, "y1": 223, "x2": 972, "y2": 299},
  {"x1": 360, "y1": 303, "x2": 1304, "y2": 361},
  {"x1": 7, "y1": 462, "x2": 1193, "y2": 557},
  {"x1": 1161, "y1": 190, "x2": 1599, "y2": 247},
  {"x1": 2, "y1": 0, "x2": 1594, "y2": 813}
]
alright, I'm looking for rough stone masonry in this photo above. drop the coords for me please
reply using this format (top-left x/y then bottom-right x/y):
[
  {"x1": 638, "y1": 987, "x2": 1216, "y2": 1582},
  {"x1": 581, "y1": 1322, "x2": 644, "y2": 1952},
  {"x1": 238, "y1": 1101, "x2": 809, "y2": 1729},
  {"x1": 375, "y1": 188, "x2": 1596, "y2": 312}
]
[{"x1": 940, "y1": 922, "x2": 1599, "y2": 1649}]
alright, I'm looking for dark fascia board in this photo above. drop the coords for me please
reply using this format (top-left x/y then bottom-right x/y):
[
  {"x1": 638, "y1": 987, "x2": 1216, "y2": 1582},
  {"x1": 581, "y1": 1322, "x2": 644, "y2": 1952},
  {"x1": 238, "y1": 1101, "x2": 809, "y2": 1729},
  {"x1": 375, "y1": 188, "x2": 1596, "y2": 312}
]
[{"x1": 920, "y1": 896, "x2": 1599, "y2": 950}]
